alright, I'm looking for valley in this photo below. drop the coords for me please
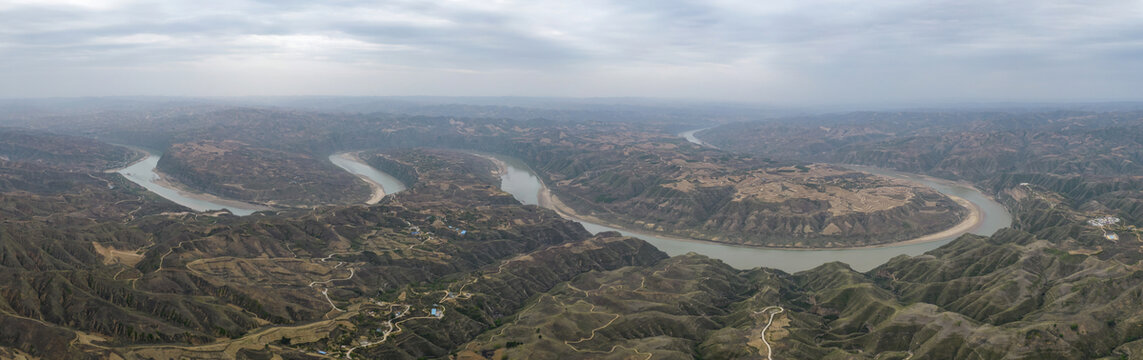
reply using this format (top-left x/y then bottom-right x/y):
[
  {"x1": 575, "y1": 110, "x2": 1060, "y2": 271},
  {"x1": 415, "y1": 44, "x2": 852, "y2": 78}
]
[
  {"x1": 489, "y1": 152, "x2": 1007, "y2": 272},
  {"x1": 0, "y1": 102, "x2": 1140, "y2": 360},
  {"x1": 488, "y1": 123, "x2": 971, "y2": 248},
  {"x1": 6, "y1": 0, "x2": 1143, "y2": 357}
]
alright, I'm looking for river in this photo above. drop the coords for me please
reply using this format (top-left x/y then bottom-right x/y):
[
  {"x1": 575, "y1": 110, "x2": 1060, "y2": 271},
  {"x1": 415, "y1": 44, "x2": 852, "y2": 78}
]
[
  {"x1": 116, "y1": 152, "x2": 269, "y2": 216},
  {"x1": 490, "y1": 145, "x2": 1011, "y2": 273},
  {"x1": 678, "y1": 128, "x2": 718, "y2": 149},
  {"x1": 117, "y1": 151, "x2": 406, "y2": 216},
  {"x1": 119, "y1": 142, "x2": 1009, "y2": 273},
  {"x1": 329, "y1": 152, "x2": 407, "y2": 203}
]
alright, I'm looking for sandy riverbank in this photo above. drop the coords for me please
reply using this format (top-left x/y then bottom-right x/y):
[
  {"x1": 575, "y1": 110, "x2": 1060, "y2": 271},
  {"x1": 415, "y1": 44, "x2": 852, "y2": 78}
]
[
  {"x1": 113, "y1": 150, "x2": 275, "y2": 213},
  {"x1": 332, "y1": 152, "x2": 386, "y2": 205},
  {"x1": 149, "y1": 171, "x2": 276, "y2": 211},
  {"x1": 484, "y1": 155, "x2": 987, "y2": 251},
  {"x1": 869, "y1": 194, "x2": 981, "y2": 247}
]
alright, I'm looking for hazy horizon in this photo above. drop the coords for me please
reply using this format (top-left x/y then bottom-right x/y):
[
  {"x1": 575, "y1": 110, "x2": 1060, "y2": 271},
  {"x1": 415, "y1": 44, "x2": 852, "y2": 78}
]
[{"x1": 2, "y1": 0, "x2": 1141, "y2": 104}]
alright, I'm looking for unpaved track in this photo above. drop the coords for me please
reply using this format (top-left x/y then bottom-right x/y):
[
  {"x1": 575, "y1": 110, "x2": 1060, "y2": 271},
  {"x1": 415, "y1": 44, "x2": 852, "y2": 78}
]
[{"x1": 754, "y1": 306, "x2": 785, "y2": 360}]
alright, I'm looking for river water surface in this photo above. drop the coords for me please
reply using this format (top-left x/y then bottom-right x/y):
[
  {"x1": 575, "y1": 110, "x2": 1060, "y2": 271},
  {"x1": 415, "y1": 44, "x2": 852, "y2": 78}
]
[{"x1": 329, "y1": 153, "x2": 407, "y2": 196}]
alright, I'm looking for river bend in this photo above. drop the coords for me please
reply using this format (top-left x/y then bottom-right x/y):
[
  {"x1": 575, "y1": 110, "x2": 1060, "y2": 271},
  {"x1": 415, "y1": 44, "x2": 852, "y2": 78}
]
[
  {"x1": 117, "y1": 145, "x2": 1008, "y2": 272},
  {"x1": 117, "y1": 151, "x2": 406, "y2": 216},
  {"x1": 490, "y1": 148, "x2": 1010, "y2": 273}
]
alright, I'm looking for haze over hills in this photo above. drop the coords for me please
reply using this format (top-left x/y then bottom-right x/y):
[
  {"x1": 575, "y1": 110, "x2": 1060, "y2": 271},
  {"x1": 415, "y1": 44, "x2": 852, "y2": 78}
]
[
  {"x1": 0, "y1": 98, "x2": 1140, "y2": 359},
  {"x1": 2, "y1": 0, "x2": 1143, "y2": 357}
]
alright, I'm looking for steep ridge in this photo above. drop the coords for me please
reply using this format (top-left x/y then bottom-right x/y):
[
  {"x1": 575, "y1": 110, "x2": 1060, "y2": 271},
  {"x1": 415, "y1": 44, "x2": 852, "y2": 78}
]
[
  {"x1": 458, "y1": 251, "x2": 759, "y2": 359},
  {"x1": 345, "y1": 234, "x2": 668, "y2": 359}
]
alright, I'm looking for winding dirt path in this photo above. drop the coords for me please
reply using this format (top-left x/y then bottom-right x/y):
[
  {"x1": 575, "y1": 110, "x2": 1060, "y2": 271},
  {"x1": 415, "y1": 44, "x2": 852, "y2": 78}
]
[
  {"x1": 559, "y1": 300, "x2": 649, "y2": 359},
  {"x1": 754, "y1": 306, "x2": 785, "y2": 360},
  {"x1": 309, "y1": 264, "x2": 355, "y2": 313},
  {"x1": 564, "y1": 312, "x2": 621, "y2": 349},
  {"x1": 347, "y1": 301, "x2": 448, "y2": 358}
]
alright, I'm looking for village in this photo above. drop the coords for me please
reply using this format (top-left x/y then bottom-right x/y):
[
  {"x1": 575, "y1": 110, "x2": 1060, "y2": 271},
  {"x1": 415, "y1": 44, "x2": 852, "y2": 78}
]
[
  {"x1": 290, "y1": 217, "x2": 483, "y2": 358},
  {"x1": 1088, "y1": 216, "x2": 1125, "y2": 241}
]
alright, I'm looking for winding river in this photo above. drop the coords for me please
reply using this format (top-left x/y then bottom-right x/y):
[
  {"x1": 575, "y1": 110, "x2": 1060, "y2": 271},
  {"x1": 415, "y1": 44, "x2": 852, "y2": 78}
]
[
  {"x1": 117, "y1": 152, "x2": 269, "y2": 216},
  {"x1": 678, "y1": 128, "x2": 718, "y2": 149},
  {"x1": 117, "y1": 150, "x2": 406, "y2": 216},
  {"x1": 329, "y1": 152, "x2": 407, "y2": 203},
  {"x1": 490, "y1": 132, "x2": 1011, "y2": 272},
  {"x1": 117, "y1": 139, "x2": 1009, "y2": 273}
]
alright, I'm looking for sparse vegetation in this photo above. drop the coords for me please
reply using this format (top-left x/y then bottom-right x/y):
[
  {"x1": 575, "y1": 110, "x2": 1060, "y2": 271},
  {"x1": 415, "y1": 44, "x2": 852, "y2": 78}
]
[{"x1": 3, "y1": 104, "x2": 1143, "y2": 360}]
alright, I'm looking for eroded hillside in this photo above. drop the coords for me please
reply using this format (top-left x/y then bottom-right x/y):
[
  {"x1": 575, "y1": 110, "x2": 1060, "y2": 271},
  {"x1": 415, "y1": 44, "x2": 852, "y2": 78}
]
[{"x1": 6, "y1": 106, "x2": 1143, "y2": 359}]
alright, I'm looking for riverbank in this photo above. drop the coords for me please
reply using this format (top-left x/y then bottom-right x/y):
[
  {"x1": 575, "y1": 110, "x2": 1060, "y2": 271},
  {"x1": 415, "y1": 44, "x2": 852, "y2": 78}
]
[
  {"x1": 103, "y1": 144, "x2": 159, "y2": 173},
  {"x1": 862, "y1": 194, "x2": 981, "y2": 248},
  {"x1": 114, "y1": 148, "x2": 401, "y2": 215},
  {"x1": 115, "y1": 152, "x2": 273, "y2": 215},
  {"x1": 105, "y1": 150, "x2": 150, "y2": 173},
  {"x1": 331, "y1": 152, "x2": 386, "y2": 204},
  {"x1": 484, "y1": 154, "x2": 987, "y2": 251},
  {"x1": 328, "y1": 151, "x2": 407, "y2": 204},
  {"x1": 150, "y1": 169, "x2": 277, "y2": 211}
]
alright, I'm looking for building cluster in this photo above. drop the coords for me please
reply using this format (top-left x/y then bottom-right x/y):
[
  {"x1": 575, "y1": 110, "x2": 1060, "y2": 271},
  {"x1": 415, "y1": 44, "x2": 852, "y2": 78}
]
[
  {"x1": 447, "y1": 225, "x2": 467, "y2": 235},
  {"x1": 1087, "y1": 216, "x2": 1121, "y2": 227}
]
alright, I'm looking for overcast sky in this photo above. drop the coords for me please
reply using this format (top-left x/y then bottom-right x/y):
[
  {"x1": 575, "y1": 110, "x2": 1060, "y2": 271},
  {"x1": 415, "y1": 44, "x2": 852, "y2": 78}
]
[{"x1": 1, "y1": 0, "x2": 1141, "y2": 104}]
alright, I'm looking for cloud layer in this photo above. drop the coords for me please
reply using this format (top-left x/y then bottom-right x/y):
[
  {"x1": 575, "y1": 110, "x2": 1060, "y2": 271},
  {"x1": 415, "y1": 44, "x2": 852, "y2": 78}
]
[{"x1": 1, "y1": 0, "x2": 1141, "y2": 103}]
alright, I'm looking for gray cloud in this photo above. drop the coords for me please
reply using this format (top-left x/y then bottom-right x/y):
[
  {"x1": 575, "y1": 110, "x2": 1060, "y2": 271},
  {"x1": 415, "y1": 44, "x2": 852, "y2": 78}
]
[{"x1": 0, "y1": 0, "x2": 1140, "y2": 103}]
